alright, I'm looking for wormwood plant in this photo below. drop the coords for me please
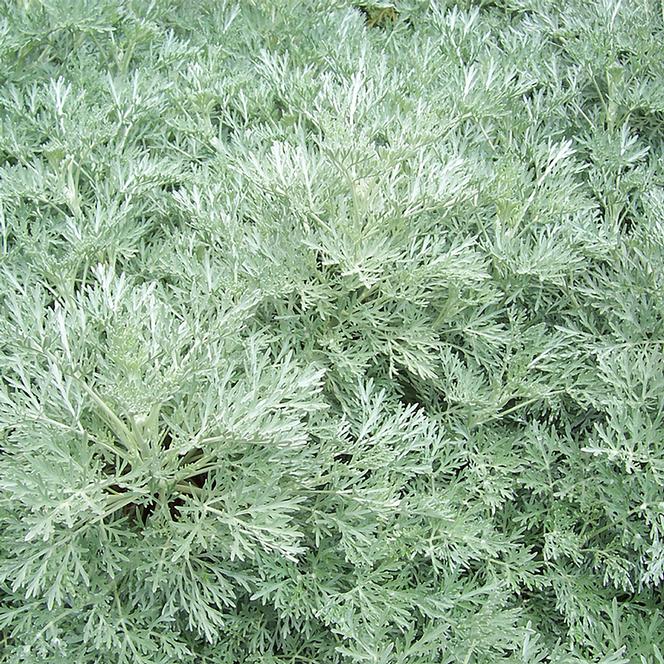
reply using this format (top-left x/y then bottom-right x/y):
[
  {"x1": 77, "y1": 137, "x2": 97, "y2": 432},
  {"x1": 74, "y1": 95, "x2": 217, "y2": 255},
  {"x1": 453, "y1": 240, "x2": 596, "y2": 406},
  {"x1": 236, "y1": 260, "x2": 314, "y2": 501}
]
[{"x1": 1, "y1": 0, "x2": 664, "y2": 662}]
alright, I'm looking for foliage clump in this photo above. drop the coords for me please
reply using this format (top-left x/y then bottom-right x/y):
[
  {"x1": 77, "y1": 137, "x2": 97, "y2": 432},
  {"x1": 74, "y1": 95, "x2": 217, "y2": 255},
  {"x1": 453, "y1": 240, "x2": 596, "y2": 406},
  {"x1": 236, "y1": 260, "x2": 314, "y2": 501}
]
[{"x1": 1, "y1": 1, "x2": 664, "y2": 662}]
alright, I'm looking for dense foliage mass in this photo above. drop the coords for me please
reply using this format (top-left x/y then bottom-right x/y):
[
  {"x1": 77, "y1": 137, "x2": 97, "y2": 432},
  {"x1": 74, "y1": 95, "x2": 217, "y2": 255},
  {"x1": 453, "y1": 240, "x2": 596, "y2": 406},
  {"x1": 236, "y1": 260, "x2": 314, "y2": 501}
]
[{"x1": 1, "y1": 0, "x2": 664, "y2": 662}]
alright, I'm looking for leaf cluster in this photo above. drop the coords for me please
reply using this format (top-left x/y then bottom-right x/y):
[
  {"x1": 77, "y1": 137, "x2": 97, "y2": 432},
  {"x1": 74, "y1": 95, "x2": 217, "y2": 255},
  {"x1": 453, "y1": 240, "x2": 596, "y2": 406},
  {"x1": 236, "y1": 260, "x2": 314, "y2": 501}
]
[{"x1": 1, "y1": 0, "x2": 664, "y2": 662}]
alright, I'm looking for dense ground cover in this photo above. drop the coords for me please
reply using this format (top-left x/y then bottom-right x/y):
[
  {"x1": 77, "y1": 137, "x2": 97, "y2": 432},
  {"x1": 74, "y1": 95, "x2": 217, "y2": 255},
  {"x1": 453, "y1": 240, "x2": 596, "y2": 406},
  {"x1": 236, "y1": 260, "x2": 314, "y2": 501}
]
[{"x1": 1, "y1": 0, "x2": 664, "y2": 662}]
